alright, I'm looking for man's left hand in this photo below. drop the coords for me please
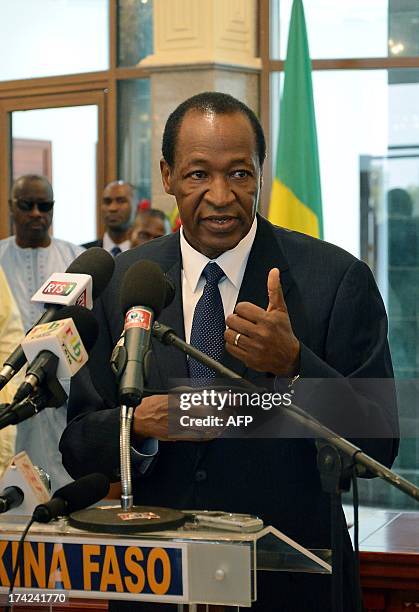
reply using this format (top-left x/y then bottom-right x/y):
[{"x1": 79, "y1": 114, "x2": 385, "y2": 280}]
[{"x1": 224, "y1": 268, "x2": 300, "y2": 376}]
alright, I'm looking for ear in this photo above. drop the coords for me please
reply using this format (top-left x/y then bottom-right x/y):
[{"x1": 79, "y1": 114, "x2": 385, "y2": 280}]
[{"x1": 160, "y1": 158, "x2": 174, "y2": 195}]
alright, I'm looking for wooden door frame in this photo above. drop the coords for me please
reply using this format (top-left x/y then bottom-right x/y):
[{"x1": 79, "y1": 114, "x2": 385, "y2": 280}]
[{"x1": 0, "y1": 88, "x2": 108, "y2": 239}]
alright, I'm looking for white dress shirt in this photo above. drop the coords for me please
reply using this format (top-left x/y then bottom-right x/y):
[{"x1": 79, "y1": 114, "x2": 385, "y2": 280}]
[{"x1": 180, "y1": 216, "x2": 258, "y2": 342}]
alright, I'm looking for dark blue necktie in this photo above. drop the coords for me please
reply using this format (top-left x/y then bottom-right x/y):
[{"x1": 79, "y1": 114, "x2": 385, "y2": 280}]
[
  {"x1": 189, "y1": 262, "x2": 225, "y2": 382},
  {"x1": 110, "y1": 246, "x2": 122, "y2": 257}
]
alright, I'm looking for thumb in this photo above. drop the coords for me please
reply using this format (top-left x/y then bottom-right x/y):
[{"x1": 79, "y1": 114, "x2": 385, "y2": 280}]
[{"x1": 267, "y1": 268, "x2": 287, "y2": 313}]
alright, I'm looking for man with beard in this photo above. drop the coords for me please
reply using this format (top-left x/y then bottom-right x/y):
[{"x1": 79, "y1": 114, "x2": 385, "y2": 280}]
[
  {"x1": 0, "y1": 174, "x2": 84, "y2": 488},
  {"x1": 83, "y1": 180, "x2": 134, "y2": 256}
]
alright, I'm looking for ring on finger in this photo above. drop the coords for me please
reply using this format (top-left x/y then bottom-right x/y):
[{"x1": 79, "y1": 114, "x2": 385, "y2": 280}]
[{"x1": 234, "y1": 332, "x2": 241, "y2": 347}]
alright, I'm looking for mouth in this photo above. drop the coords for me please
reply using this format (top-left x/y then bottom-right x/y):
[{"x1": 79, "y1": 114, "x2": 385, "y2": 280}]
[
  {"x1": 106, "y1": 217, "x2": 123, "y2": 225},
  {"x1": 201, "y1": 216, "x2": 240, "y2": 233}
]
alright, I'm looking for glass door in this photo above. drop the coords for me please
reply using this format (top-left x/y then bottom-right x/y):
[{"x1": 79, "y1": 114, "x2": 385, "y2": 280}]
[{"x1": 0, "y1": 90, "x2": 106, "y2": 245}]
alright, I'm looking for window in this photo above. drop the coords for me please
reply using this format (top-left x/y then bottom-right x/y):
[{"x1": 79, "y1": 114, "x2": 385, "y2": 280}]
[{"x1": 0, "y1": 0, "x2": 109, "y2": 81}]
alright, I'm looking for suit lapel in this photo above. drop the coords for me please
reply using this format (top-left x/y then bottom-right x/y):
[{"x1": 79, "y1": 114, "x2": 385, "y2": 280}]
[{"x1": 150, "y1": 234, "x2": 189, "y2": 387}]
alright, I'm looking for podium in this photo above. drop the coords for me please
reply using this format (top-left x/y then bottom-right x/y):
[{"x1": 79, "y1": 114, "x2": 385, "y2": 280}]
[{"x1": 0, "y1": 513, "x2": 331, "y2": 608}]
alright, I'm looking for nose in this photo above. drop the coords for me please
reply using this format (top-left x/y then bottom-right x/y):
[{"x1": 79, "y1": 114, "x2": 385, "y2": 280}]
[
  {"x1": 108, "y1": 199, "x2": 119, "y2": 211},
  {"x1": 28, "y1": 203, "x2": 43, "y2": 217},
  {"x1": 205, "y1": 176, "x2": 235, "y2": 208}
]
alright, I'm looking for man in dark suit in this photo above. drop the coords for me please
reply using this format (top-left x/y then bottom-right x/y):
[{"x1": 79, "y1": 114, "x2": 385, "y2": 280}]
[
  {"x1": 83, "y1": 180, "x2": 134, "y2": 255},
  {"x1": 61, "y1": 92, "x2": 398, "y2": 611}
]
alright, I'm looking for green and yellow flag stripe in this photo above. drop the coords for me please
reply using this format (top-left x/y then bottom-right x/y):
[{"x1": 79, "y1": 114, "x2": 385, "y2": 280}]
[{"x1": 268, "y1": 0, "x2": 323, "y2": 239}]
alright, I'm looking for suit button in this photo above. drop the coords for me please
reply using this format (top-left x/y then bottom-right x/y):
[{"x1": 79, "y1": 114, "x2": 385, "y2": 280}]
[{"x1": 195, "y1": 469, "x2": 207, "y2": 482}]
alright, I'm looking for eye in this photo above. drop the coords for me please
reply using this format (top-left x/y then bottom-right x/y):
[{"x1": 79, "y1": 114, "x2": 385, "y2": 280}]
[
  {"x1": 188, "y1": 170, "x2": 207, "y2": 180},
  {"x1": 231, "y1": 169, "x2": 251, "y2": 179}
]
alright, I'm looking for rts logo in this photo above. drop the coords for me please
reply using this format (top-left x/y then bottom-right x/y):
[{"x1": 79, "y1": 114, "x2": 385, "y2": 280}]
[
  {"x1": 43, "y1": 281, "x2": 77, "y2": 297},
  {"x1": 125, "y1": 308, "x2": 152, "y2": 330}
]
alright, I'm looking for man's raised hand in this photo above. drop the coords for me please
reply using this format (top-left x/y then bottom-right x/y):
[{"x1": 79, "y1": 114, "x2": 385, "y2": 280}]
[{"x1": 224, "y1": 268, "x2": 300, "y2": 376}]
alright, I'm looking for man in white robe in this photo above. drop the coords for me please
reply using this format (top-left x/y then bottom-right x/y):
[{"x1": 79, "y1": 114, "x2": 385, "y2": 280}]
[{"x1": 0, "y1": 174, "x2": 84, "y2": 489}]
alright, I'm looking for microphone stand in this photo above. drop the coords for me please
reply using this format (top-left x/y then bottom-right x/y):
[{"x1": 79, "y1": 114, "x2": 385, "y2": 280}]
[
  {"x1": 111, "y1": 342, "x2": 135, "y2": 511},
  {"x1": 119, "y1": 404, "x2": 134, "y2": 510},
  {"x1": 153, "y1": 320, "x2": 418, "y2": 500},
  {"x1": 279, "y1": 403, "x2": 418, "y2": 612},
  {"x1": 73, "y1": 335, "x2": 185, "y2": 533},
  {"x1": 152, "y1": 319, "x2": 419, "y2": 612}
]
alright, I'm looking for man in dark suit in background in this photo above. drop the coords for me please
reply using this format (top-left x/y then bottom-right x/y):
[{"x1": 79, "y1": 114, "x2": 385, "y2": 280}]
[
  {"x1": 61, "y1": 92, "x2": 398, "y2": 611},
  {"x1": 83, "y1": 180, "x2": 134, "y2": 256}
]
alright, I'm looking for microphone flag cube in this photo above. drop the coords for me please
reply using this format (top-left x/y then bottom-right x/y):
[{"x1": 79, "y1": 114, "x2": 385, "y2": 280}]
[
  {"x1": 0, "y1": 451, "x2": 51, "y2": 516},
  {"x1": 21, "y1": 318, "x2": 88, "y2": 379},
  {"x1": 31, "y1": 272, "x2": 93, "y2": 309}
]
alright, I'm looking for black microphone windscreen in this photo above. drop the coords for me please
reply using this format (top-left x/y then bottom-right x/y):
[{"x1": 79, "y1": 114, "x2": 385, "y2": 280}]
[
  {"x1": 53, "y1": 473, "x2": 110, "y2": 513},
  {"x1": 66, "y1": 247, "x2": 115, "y2": 299},
  {"x1": 121, "y1": 260, "x2": 167, "y2": 317},
  {"x1": 52, "y1": 305, "x2": 99, "y2": 353}
]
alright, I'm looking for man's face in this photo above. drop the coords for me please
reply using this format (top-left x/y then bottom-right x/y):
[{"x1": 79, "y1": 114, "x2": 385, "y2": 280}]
[
  {"x1": 101, "y1": 183, "x2": 133, "y2": 232},
  {"x1": 11, "y1": 179, "x2": 54, "y2": 247},
  {"x1": 161, "y1": 110, "x2": 262, "y2": 259},
  {"x1": 130, "y1": 214, "x2": 166, "y2": 248}
]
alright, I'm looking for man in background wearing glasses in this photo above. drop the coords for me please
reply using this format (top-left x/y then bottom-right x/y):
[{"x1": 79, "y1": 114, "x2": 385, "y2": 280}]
[{"x1": 0, "y1": 174, "x2": 84, "y2": 489}]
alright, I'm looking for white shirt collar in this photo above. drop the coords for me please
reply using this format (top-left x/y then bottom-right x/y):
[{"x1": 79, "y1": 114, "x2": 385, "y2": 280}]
[
  {"x1": 102, "y1": 232, "x2": 131, "y2": 253},
  {"x1": 180, "y1": 216, "x2": 258, "y2": 293}
]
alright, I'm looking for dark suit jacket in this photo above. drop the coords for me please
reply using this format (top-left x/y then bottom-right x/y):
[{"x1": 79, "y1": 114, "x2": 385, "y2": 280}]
[
  {"x1": 82, "y1": 239, "x2": 103, "y2": 249},
  {"x1": 61, "y1": 216, "x2": 398, "y2": 611}
]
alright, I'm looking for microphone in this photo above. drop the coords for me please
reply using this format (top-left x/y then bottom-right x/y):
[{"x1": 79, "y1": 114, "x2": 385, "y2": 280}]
[
  {"x1": 32, "y1": 473, "x2": 110, "y2": 523},
  {"x1": 110, "y1": 272, "x2": 175, "y2": 378},
  {"x1": 0, "y1": 386, "x2": 67, "y2": 430},
  {"x1": 0, "y1": 486, "x2": 24, "y2": 513},
  {"x1": 13, "y1": 305, "x2": 99, "y2": 404},
  {"x1": 118, "y1": 260, "x2": 169, "y2": 407},
  {"x1": 0, "y1": 248, "x2": 114, "y2": 390}
]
